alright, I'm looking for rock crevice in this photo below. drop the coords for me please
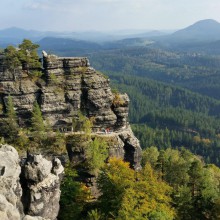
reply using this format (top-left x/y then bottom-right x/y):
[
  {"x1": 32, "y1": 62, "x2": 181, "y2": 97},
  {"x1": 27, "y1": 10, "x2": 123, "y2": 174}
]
[{"x1": 0, "y1": 144, "x2": 64, "y2": 220}]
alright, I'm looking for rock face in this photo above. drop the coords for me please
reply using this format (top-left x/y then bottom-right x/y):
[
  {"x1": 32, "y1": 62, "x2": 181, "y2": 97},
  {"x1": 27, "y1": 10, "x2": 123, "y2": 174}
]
[
  {"x1": 0, "y1": 52, "x2": 142, "y2": 213},
  {"x1": 0, "y1": 145, "x2": 22, "y2": 220},
  {"x1": 0, "y1": 53, "x2": 142, "y2": 169},
  {"x1": 0, "y1": 144, "x2": 64, "y2": 220},
  {"x1": 21, "y1": 155, "x2": 64, "y2": 220},
  {"x1": 41, "y1": 54, "x2": 118, "y2": 130}
]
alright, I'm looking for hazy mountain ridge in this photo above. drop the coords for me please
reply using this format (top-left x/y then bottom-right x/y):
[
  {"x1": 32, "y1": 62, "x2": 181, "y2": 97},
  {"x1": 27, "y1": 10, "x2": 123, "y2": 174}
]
[
  {"x1": 1, "y1": 19, "x2": 220, "y2": 54},
  {"x1": 151, "y1": 19, "x2": 220, "y2": 53},
  {"x1": 0, "y1": 27, "x2": 168, "y2": 46},
  {"x1": 171, "y1": 19, "x2": 220, "y2": 41},
  {"x1": 38, "y1": 37, "x2": 102, "y2": 56}
]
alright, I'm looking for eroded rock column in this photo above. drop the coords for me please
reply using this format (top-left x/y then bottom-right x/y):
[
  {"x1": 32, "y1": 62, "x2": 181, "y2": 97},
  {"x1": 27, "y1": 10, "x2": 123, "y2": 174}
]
[{"x1": 21, "y1": 155, "x2": 64, "y2": 220}]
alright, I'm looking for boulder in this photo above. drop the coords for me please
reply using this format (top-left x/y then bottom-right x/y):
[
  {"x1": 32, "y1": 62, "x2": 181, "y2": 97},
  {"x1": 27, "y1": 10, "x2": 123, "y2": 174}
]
[
  {"x1": 0, "y1": 144, "x2": 23, "y2": 220},
  {"x1": 0, "y1": 144, "x2": 64, "y2": 220}
]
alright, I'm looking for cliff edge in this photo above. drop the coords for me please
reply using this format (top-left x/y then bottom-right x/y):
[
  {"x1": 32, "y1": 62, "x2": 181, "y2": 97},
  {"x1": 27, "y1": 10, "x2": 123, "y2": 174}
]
[{"x1": 0, "y1": 52, "x2": 142, "y2": 169}]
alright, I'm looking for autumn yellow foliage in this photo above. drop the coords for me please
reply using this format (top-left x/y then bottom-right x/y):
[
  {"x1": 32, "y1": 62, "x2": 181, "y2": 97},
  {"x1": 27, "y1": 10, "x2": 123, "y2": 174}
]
[{"x1": 97, "y1": 158, "x2": 175, "y2": 220}]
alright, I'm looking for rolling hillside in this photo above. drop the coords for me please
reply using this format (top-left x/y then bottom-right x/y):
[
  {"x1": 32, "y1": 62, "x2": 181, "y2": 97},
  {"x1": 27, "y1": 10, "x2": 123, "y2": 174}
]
[
  {"x1": 106, "y1": 72, "x2": 220, "y2": 165},
  {"x1": 89, "y1": 46, "x2": 220, "y2": 100}
]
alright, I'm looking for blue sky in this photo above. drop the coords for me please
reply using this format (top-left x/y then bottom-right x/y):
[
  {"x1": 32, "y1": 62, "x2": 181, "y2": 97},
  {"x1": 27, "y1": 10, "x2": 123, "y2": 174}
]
[{"x1": 1, "y1": 0, "x2": 220, "y2": 31}]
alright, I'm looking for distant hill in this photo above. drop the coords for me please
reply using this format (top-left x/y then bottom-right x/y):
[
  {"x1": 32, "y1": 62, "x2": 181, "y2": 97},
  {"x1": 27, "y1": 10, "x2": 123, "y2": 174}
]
[
  {"x1": 1, "y1": 20, "x2": 220, "y2": 54},
  {"x1": 0, "y1": 27, "x2": 43, "y2": 39},
  {"x1": 171, "y1": 19, "x2": 220, "y2": 42},
  {"x1": 0, "y1": 27, "x2": 166, "y2": 47},
  {"x1": 0, "y1": 27, "x2": 47, "y2": 47},
  {"x1": 94, "y1": 19, "x2": 220, "y2": 54},
  {"x1": 150, "y1": 19, "x2": 220, "y2": 53},
  {"x1": 38, "y1": 37, "x2": 102, "y2": 56},
  {"x1": 88, "y1": 46, "x2": 220, "y2": 100}
]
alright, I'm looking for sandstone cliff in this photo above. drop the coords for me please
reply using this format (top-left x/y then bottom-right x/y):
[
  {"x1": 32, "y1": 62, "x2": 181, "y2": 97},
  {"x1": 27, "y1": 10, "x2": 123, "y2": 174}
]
[{"x1": 0, "y1": 52, "x2": 142, "y2": 169}]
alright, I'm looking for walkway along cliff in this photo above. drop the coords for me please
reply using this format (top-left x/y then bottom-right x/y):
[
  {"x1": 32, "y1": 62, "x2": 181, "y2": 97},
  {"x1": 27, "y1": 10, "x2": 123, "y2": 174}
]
[
  {"x1": 0, "y1": 51, "x2": 142, "y2": 219},
  {"x1": 0, "y1": 51, "x2": 142, "y2": 169}
]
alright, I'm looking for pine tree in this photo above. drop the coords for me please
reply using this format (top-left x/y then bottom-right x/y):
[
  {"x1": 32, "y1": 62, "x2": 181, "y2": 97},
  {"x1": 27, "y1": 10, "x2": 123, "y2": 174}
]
[
  {"x1": 6, "y1": 95, "x2": 17, "y2": 123},
  {"x1": 58, "y1": 163, "x2": 90, "y2": 220},
  {"x1": 86, "y1": 138, "x2": 108, "y2": 173},
  {"x1": 18, "y1": 39, "x2": 41, "y2": 75},
  {"x1": 31, "y1": 101, "x2": 45, "y2": 132},
  {"x1": 4, "y1": 46, "x2": 21, "y2": 71},
  {"x1": 5, "y1": 95, "x2": 19, "y2": 140},
  {"x1": 31, "y1": 101, "x2": 45, "y2": 145}
]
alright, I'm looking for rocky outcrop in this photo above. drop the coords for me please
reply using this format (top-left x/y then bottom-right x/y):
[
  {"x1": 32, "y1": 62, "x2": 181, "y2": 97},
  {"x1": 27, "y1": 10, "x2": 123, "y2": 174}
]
[
  {"x1": 0, "y1": 144, "x2": 64, "y2": 220},
  {"x1": 0, "y1": 52, "x2": 142, "y2": 168},
  {"x1": 118, "y1": 127, "x2": 142, "y2": 169},
  {"x1": 41, "y1": 54, "x2": 118, "y2": 130},
  {"x1": 0, "y1": 145, "x2": 22, "y2": 220},
  {"x1": 21, "y1": 155, "x2": 64, "y2": 220},
  {"x1": 0, "y1": 52, "x2": 143, "y2": 213}
]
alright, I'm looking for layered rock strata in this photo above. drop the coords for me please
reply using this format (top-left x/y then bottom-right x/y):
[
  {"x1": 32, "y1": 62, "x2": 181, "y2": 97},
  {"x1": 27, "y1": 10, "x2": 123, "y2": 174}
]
[{"x1": 0, "y1": 52, "x2": 142, "y2": 168}]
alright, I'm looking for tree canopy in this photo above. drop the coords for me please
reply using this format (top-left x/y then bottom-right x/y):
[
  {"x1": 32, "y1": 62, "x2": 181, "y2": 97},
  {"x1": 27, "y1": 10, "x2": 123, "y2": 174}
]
[
  {"x1": 97, "y1": 158, "x2": 175, "y2": 220},
  {"x1": 3, "y1": 39, "x2": 41, "y2": 75}
]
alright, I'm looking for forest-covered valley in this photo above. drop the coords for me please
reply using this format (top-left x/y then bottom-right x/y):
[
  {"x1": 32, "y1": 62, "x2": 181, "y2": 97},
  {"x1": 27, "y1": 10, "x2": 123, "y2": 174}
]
[
  {"x1": 1, "y1": 23, "x2": 220, "y2": 219},
  {"x1": 87, "y1": 46, "x2": 220, "y2": 166}
]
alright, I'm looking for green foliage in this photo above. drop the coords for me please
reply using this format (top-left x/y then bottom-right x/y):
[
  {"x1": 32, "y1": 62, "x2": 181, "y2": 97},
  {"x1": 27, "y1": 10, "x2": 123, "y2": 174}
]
[
  {"x1": 31, "y1": 101, "x2": 45, "y2": 144},
  {"x1": 76, "y1": 66, "x2": 87, "y2": 73},
  {"x1": 31, "y1": 70, "x2": 43, "y2": 78},
  {"x1": 72, "y1": 111, "x2": 93, "y2": 135},
  {"x1": 87, "y1": 209, "x2": 104, "y2": 220},
  {"x1": 110, "y1": 74, "x2": 220, "y2": 165},
  {"x1": 18, "y1": 39, "x2": 41, "y2": 73},
  {"x1": 89, "y1": 48, "x2": 220, "y2": 166},
  {"x1": 103, "y1": 73, "x2": 220, "y2": 165},
  {"x1": 4, "y1": 46, "x2": 21, "y2": 71},
  {"x1": 132, "y1": 123, "x2": 220, "y2": 166},
  {"x1": 111, "y1": 88, "x2": 119, "y2": 94},
  {"x1": 44, "y1": 131, "x2": 66, "y2": 154},
  {"x1": 16, "y1": 129, "x2": 30, "y2": 150},
  {"x1": 3, "y1": 39, "x2": 41, "y2": 76},
  {"x1": 97, "y1": 158, "x2": 175, "y2": 220},
  {"x1": 143, "y1": 147, "x2": 220, "y2": 219},
  {"x1": 31, "y1": 101, "x2": 45, "y2": 132},
  {"x1": 96, "y1": 70, "x2": 109, "y2": 80},
  {"x1": 0, "y1": 137, "x2": 5, "y2": 144},
  {"x1": 89, "y1": 46, "x2": 220, "y2": 100},
  {"x1": 58, "y1": 162, "x2": 90, "y2": 220},
  {"x1": 86, "y1": 138, "x2": 108, "y2": 173},
  {"x1": 4, "y1": 95, "x2": 19, "y2": 141},
  {"x1": 72, "y1": 116, "x2": 78, "y2": 132},
  {"x1": 141, "y1": 146, "x2": 159, "y2": 167},
  {"x1": 50, "y1": 73, "x2": 59, "y2": 84},
  {"x1": 2, "y1": 39, "x2": 220, "y2": 220},
  {"x1": 79, "y1": 112, "x2": 93, "y2": 135},
  {"x1": 6, "y1": 95, "x2": 17, "y2": 124}
]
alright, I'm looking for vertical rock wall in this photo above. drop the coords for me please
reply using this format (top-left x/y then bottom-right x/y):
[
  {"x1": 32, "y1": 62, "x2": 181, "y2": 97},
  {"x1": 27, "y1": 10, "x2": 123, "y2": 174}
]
[
  {"x1": 0, "y1": 144, "x2": 64, "y2": 220},
  {"x1": 0, "y1": 52, "x2": 142, "y2": 168}
]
